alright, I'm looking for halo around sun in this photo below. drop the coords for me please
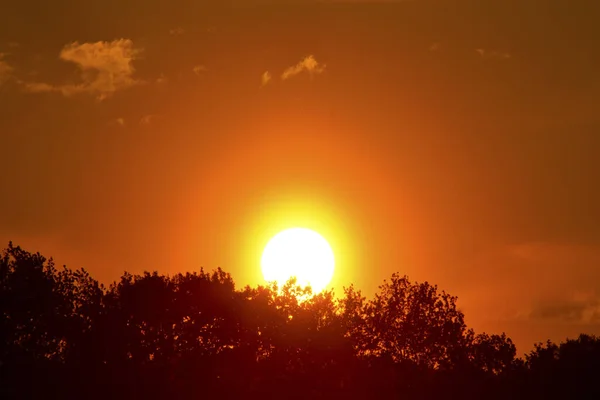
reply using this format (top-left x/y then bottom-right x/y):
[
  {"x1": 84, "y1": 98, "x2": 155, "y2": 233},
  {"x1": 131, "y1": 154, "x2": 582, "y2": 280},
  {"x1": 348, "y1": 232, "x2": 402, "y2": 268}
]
[{"x1": 261, "y1": 227, "x2": 335, "y2": 293}]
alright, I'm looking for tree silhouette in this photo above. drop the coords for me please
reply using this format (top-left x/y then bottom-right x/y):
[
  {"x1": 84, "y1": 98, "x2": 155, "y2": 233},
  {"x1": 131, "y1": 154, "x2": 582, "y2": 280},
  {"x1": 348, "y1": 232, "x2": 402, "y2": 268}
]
[
  {"x1": 1, "y1": 242, "x2": 599, "y2": 400},
  {"x1": 521, "y1": 334, "x2": 600, "y2": 399},
  {"x1": 343, "y1": 273, "x2": 470, "y2": 368}
]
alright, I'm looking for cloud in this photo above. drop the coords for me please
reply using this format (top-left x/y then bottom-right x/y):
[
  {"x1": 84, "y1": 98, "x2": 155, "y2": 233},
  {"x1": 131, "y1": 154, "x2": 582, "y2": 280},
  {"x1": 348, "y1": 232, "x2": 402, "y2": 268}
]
[
  {"x1": 23, "y1": 39, "x2": 142, "y2": 100},
  {"x1": 156, "y1": 74, "x2": 168, "y2": 84},
  {"x1": 261, "y1": 71, "x2": 271, "y2": 87},
  {"x1": 530, "y1": 292, "x2": 600, "y2": 324},
  {"x1": 139, "y1": 114, "x2": 159, "y2": 126},
  {"x1": 429, "y1": 43, "x2": 440, "y2": 51},
  {"x1": 107, "y1": 117, "x2": 125, "y2": 127},
  {"x1": 281, "y1": 55, "x2": 326, "y2": 80},
  {"x1": 22, "y1": 82, "x2": 54, "y2": 92},
  {"x1": 445, "y1": 240, "x2": 600, "y2": 352},
  {"x1": 506, "y1": 242, "x2": 600, "y2": 267},
  {"x1": 0, "y1": 53, "x2": 13, "y2": 84},
  {"x1": 169, "y1": 27, "x2": 185, "y2": 35},
  {"x1": 193, "y1": 65, "x2": 207, "y2": 75},
  {"x1": 476, "y1": 48, "x2": 511, "y2": 59}
]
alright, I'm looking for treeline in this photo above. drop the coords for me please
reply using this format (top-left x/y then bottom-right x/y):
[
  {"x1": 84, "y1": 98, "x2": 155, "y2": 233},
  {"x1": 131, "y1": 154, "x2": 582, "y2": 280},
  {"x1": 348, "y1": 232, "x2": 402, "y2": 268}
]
[{"x1": 1, "y1": 242, "x2": 599, "y2": 399}]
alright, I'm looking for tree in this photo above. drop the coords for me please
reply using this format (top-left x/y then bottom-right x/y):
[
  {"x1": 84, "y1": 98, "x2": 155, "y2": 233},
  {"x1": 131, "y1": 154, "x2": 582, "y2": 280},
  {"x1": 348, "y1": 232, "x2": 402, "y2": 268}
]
[
  {"x1": 4, "y1": 242, "x2": 600, "y2": 400},
  {"x1": 346, "y1": 273, "x2": 470, "y2": 369},
  {"x1": 523, "y1": 334, "x2": 600, "y2": 399},
  {"x1": 466, "y1": 332, "x2": 517, "y2": 375},
  {"x1": 0, "y1": 242, "x2": 103, "y2": 363},
  {"x1": 0, "y1": 243, "x2": 107, "y2": 399}
]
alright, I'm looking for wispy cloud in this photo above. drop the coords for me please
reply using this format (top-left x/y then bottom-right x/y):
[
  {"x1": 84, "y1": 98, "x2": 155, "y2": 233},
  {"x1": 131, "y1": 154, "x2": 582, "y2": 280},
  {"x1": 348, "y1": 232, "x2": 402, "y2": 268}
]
[
  {"x1": 23, "y1": 39, "x2": 143, "y2": 100},
  {"x1": 281, "y1": 55, "x2": 326, "y2": 80},
  {"x1": 530, "y1": 292, "x2": 600, "y2": 324},
  {"x1": 506, "y1": 242, "x2": 600, "y2": 324},
  {"x1": 261, "y1": 71, "x2": 271, "y2": 87},
  {"x1": 156, "y1": 74, "x2": 168, "y2": 84},
  {"x1": 193, "y1": 65, "x2": 207, "y2": 75},
  {"x1": 476, "y1": 48, "x2": 511, "y2": 59},
  {"x1": 456, "y1": 242, "x2": 600, "y2": 326},
  {"x1": 139, "y1": 114, "x2": 160, "y2": 126},
  {"x1": 0, "y1": 53, "x2": 13, "y2": 84},
  {"x1": 22, "y1": 82, "x2": 54, "y2": 92},
  {"x1": 169, "y1": 27, "x2": 185, "y2": 36},
  {"x1": 429, "y1": 42, "x2": 440, "y2": 51},
  {"x1": 107, "y1": 117, "x2": 125, "y2": 127}
]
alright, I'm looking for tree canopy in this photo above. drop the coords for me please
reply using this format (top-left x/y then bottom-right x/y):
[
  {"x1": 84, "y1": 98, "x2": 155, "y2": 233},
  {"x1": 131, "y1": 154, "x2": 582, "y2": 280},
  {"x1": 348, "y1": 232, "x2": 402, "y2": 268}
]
[{"x1": 1, "y1": 242, "x2": 599, "y2": 399}]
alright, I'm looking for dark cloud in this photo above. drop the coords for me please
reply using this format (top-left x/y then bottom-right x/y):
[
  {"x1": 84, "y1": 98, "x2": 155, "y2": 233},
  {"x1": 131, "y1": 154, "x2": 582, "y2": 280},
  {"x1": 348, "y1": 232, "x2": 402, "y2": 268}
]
[
  {"x1": 532, "y1": 302, "x2": 587, "y2": 322},
  {"x1": 531, "y1": 296, "x2": 600, "y2": 323}
]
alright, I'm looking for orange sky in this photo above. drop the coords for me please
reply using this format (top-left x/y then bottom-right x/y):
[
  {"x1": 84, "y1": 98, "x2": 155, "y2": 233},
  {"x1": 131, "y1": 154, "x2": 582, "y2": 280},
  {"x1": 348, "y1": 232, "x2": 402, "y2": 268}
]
[{"x1": 2, "y1": 0, "x2": 600, "y2": 353}]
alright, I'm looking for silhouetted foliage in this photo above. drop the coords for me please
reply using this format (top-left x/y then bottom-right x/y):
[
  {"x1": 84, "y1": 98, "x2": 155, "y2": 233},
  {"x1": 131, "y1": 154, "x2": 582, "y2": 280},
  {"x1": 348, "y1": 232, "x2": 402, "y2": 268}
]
[{"x1": 1, "y1": 242, "x2": 599, "y2": 399}]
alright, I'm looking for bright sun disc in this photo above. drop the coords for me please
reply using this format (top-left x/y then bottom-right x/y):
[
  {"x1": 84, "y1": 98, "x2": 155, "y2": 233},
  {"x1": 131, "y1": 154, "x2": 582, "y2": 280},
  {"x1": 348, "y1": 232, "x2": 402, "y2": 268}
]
[{"x1": 261, "y1": 228, "x2": 335, "y2": 293}]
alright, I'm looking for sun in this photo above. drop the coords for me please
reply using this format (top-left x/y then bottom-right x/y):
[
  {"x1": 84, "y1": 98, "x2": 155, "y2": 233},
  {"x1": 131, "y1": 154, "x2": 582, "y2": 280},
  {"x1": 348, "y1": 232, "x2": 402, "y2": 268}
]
[{"x1": 261, "y1": 228, "x2": 335, "y2": 293}]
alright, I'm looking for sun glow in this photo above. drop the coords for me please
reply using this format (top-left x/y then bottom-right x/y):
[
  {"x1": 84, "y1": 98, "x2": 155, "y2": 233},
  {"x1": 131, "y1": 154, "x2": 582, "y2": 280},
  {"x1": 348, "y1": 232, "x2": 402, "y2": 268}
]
[{"x1": 261, "y1": 228, "x2": 335, "y2": 293}]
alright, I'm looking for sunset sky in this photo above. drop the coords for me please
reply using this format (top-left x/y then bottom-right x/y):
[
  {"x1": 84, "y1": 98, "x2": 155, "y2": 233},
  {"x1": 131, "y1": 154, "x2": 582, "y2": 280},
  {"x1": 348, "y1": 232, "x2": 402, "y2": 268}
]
[{"x1": 2, "y1": 0, "x2": 600, "y2": 353}]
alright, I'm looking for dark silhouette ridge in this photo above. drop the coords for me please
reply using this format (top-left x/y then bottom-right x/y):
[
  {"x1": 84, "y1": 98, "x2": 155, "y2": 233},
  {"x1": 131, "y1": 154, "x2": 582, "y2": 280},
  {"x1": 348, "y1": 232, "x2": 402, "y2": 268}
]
[{"x1": 1, "y1": 241, "x2": 599, "y2": 399}]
